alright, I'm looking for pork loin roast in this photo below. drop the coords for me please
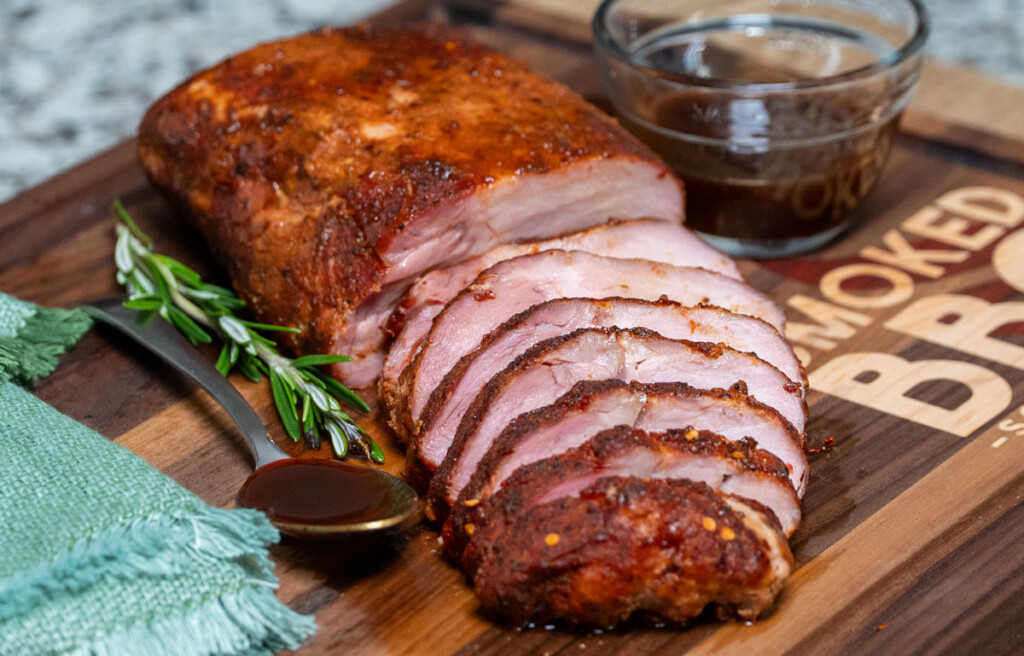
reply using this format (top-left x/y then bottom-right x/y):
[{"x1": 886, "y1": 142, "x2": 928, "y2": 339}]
[
  {"x1": 138, "y1": 24, "x2": 683, "y2": 387},
  {"x1": 140, "y1": 23, "x2": 810, "y2": 628}
]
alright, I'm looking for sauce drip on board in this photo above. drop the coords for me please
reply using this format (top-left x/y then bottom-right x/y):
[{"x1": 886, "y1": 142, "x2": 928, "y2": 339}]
[{"x1": 238, "y1": 459, "x2": 394, "y2": 525}]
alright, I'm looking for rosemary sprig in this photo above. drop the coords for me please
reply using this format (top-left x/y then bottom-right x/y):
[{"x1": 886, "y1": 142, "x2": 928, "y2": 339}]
[{"x1": 112, "y1": 200, "x2": 382, "y2": 463}]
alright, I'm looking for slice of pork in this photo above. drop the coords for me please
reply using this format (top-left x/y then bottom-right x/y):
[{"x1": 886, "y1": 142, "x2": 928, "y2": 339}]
[
  {"x1": 384, "y1": 249, "x2": 787, "y2": 435},
  {"x1": 427, "y1": 327, "x2": 807, "y2": 513},
  {"x1": 467, "y1": 476, "x2": 793, "y2": 625},
  {"x1": 524, "y1": 429, "x2": 799, "y2": 535},
  {"x1": 381, "y1": 219, "x2": 740, "y2": 393},
  {"x1": 452, "y1": 380, "x2": 808, "y2": 515},
  {"x1": 447, "y1": 426, "x2": 799, "y2": 570},
  {"x1": 409, "y1": 298, "x2": 804, "y2": 454}
]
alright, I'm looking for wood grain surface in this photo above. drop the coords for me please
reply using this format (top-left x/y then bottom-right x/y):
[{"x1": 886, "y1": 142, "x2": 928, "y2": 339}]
[{"x1": 2, "y1": 2, "x2": 1024, "y2": 654}]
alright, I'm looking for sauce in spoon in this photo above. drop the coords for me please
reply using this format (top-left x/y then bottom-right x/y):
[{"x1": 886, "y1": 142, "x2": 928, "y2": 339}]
[{"x1": 238, "y1": 459, "x2": 397, "y2": 525}]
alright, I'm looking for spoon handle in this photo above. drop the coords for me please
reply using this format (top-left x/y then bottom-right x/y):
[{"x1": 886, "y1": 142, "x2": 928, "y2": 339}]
[{"x1": 81, "y1": 298, "x2": 290, "y2": 469}]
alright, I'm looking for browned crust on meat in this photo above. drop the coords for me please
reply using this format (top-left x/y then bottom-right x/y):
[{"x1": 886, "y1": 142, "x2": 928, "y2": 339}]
[
  {"x1": 467, "y1": 477, "x2": 792, "y2": 626},
  {"x1": 380, "y1": 344, "x2": 420, "y2": 446},
  {"x1": 424, "y1": 326, "x2": 806, "y2": 517},
  {"x1": 137, "y1": 24, "x2": 673, "y2": 376},
  {"x1": 444, "y1": 425, "x2": 795, "y2": 565},
  {"x1": 448, "y1": 379, "x2": 802, "y2": 522}
]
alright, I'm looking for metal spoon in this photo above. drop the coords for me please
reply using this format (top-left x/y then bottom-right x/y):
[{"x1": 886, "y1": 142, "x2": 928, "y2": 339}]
[{"x1": 82, "y1": 297, "x2": 419, "y2": 540}]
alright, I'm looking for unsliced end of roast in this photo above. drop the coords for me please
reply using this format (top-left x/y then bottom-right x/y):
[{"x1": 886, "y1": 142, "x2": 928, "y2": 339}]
[{"x1": 467, "y1": 476, "x2": 793, "y2": 627}]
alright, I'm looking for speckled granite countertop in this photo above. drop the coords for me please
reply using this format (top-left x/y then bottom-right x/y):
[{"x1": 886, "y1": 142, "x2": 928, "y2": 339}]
[{"x1": 1, "y1": 0, "x2": 1021, "y2": 202}]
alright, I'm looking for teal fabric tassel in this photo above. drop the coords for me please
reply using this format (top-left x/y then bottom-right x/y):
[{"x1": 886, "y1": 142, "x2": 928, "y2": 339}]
[
  {"x1": 0, "y1": 298, "x2": 93, "y2": 385},
  {"x1": 0, "y1": 293, "x2": 315, "y2": 655}
]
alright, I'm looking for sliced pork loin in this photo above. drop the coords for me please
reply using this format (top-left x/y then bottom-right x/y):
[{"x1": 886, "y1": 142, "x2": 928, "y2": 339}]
[
  {"x1": 383, "y1": 249, "x2": 787, "y2": 436},
  {"x1": 381, "y1": 219, "x2": 741, "y2": 392},
  {"x1": 448, "y1": 426, "x2": 799, "y2": 571},
  {"x1": 410, "y1": 298, "x2": 804, "y2": 458},
  {"x1": 459, "y1": 380, "x2": 809, "y2": 510},
  {"x1": 425, "y1": 328, "x2": 807, "y2": 514},
  {"x1": 138, "y1": 25, "x2": 684, "y2": 388},
  {"x1": 467, "y1": 476, "x2": 793, "y2": 625}
]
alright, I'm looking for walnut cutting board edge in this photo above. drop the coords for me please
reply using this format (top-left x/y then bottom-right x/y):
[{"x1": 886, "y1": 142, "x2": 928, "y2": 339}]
[{"x1": 3, "y1": 1, "x2": 1024, "y2": 654}]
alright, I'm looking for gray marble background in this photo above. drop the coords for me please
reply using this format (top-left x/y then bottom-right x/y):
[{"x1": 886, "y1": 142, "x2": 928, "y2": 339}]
[{"x1": 1, "y1": 0, "x2": 1021, "y2": 203}]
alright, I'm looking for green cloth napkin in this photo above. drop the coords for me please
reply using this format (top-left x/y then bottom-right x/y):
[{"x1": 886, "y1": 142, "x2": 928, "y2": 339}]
[{"x1": 0, "y1": 293, "x2": 316, "y2": 655}]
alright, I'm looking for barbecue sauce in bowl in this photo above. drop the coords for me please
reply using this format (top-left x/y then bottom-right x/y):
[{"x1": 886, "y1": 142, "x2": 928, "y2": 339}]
[
  {"x1": 237, "y1": 459, "x2": 418, "y2": 538},
  {"x1": 618, "y1": 92, "x2": 899, "y2": 250}
]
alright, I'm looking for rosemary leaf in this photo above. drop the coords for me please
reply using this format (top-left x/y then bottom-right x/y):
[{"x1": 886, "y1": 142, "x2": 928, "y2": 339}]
[
  {"x1": 199, "y1": 283, "x2": 242, "y2": 299},
  {"x1": 240, "y1": 320, "x2": 303, "y2": 334},
  {"x1": 167, "y1": 305, "x2": 212, "y2": 344},
  {"x1": 156, "y1": 255, "x2": 203, "y2": 286},
  {"x1": 236, "y1": 353, "x2": 262, "y2": 383},
  {"x1": 368, "y1": 438, "x2": 385, "y2": 465},
  {"x1": 302, "y1": 402, "x2": 315, "y2": 435},
  {"x1": 290, "y1": 354, "x2": 352, "y2": 367},
  {"x1": 215, "y1": 344, "x2": 231, "y2": 376},
  {"x1": 114, "y1": 227, "x2": 135, "y2": 273},
  {"x1": 250, "y1": 332, "x2": 277, "y2": 348},
  {"x1": 114, "y1": 199, "x2": 153, "y2": 248},
  {"x1": 147, "y1": 259, "x2": 173, "y2": 306},
  {"x1": 123, "y1": 297, "x2": 163, "y2": 311},
  {"x1": 218, "y1": 315, "x2": 251, "y2": 344},
  {"x1": 270, "y1": 370, "x2": 302, "y2": 441},
  {"x1": 310, "y1": 370, "x2": 372, "y2": 414},
  {"x1": 326, "y1": 421, "x2": 348, "y2": 458}
]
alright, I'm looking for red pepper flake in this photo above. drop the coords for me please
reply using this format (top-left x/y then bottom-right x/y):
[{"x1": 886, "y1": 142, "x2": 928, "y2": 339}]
[
  {"x1": 473, "y1": 289, "x2": 496, "y2": 301},
  {"x1": 877, "y1": 623, "x2": 888, "y2": 631}
]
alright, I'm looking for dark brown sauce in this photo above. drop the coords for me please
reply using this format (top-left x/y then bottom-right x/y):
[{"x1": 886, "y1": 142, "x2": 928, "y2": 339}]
[
  {"x1": 238, "y1": 459, "x2": 393, "y2": 525},
  {"x1": 619, "y1": 93, "x2": 898, "y2": 242}
]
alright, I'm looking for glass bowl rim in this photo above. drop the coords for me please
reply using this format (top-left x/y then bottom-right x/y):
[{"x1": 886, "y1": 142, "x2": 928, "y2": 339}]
[{"x1": 592, "y1": 0, "x2": 930, "y2": 92}]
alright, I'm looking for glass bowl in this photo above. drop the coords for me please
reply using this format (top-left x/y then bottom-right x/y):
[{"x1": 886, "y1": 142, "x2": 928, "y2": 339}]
[{"x1": 594, "y1": 0, "x2": 930, "y2": 257}]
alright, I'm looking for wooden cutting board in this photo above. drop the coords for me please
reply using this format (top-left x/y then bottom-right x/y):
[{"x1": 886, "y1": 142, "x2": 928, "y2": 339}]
[{"x1": 3, "y1": 1, "x2": 1024, "y2": 653}]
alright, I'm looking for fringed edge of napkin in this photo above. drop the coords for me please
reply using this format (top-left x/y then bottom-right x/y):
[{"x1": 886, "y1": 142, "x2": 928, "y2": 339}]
[
  {"x1": 0, "y1": 507, "x2": 281, "y2": 622},
  {"x1": 69, "y1": 586, "x2": 316, "y2": 656},
  {"x1": 0, "y1": 302, "x2": 92, "y2": 385}
]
